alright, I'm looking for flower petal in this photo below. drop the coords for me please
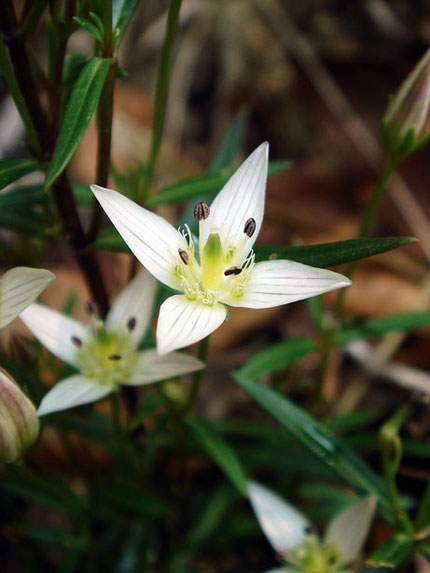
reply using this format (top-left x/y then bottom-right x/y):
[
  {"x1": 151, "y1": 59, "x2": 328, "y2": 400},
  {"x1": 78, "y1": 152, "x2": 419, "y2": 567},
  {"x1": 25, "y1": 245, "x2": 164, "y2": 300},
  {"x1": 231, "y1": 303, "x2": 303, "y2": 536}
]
[
  {"x1": 0, "y1": 267, "x2": 55, "y2": 328},
  {"x1": 20, "y1": 303, "x2": 88, "y2": 367},
  {"x1": 324, "y1": 496, "x2": 377, "y2": 566},
  {"x1": 248, "y1": 481, "x2": 312, "y2": 554},
  {"x1": 202, "y1": 142, "x2": 268, "y2": 256},
  {"x1": 221, "y1": 260, "x2": 351, "y2": 309},
  {"x1": 37, "y1": 375, "x2": 112, "y2": 416},
  {"x1": 156, "y1": 295, "x2": 226, "y2": 355},
  {"x1": 106, "y1": 269, "x2": 156, "y2": 348},
  {"x1": 91, "y1": 185, "x2": 187, "y2": 290},
  {"x1": 125, "y1": 348, "x2": 204, "y2": 385}
]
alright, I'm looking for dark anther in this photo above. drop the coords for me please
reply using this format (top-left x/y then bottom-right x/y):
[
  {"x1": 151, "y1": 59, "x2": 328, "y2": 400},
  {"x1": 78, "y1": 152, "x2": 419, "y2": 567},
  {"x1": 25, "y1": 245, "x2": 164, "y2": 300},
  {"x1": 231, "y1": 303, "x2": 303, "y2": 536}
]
[
  {"x1": 194, "y1": 201, "x2": 210, "y2": 221},
  {"x1": 303, "y1": 526, "x2": 312, "y2": 535},
  {"x1": 127, "y1": 317, "x2": 136, "y2": 331},
  {"x1": 243, "y1": 217, "x2": 256, "y2": 237},
  {"x1": 109, "y1": 354, "x2": 122, "y2": 361},
  {"x1": 224, "y1": 266, "x2": 242, "y2": 276},
  {"x1": 328, "y1": 556, "x2": 336, "y2": 565},
  {"x1": 86, "y1": 301, "x2": 96, "y2": 315},
  {"x1": 178, "y1": 248, "x2": 189, "y2": 265},
  {"x1": 71, "y1": 336, "x2": 82, "y2": 348}
]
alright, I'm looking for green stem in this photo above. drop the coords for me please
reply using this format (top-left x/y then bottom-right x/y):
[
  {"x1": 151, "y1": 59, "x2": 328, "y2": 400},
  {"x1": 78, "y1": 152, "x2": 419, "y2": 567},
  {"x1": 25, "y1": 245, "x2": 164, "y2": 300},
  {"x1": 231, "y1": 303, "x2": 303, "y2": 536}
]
[
  {"x1": 88, "y1": 2, "x2": 116, "y2": 242},
  {"x1": 335, "y1": 161, "x2": 395, "y2": 315},
  {"x1": 0, "y1": 0, "x2": 110, "y2": 317},
  {"x1": 183, "y1": 336, "x2": 210, "y2": 414},
  {"x1": 138, "y1": 0, "x2": 183, "y2": 202}
]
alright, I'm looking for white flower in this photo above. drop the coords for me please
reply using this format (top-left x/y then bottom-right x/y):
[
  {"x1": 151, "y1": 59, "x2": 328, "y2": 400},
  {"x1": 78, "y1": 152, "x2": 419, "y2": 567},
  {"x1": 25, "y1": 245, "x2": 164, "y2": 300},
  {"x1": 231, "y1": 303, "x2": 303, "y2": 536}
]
[
  {"x1": 248, "y1": 481, "x2": 376, "y2": 573},
  {"x1": 19, "y1": 270, "x2": 204, "y2": 416},
  {"x1": 0, "y1": 267, "x2": 55, "y2": 328},
  {"x1": 91, "y1": 143, "x2": 351, "y2": 355}
]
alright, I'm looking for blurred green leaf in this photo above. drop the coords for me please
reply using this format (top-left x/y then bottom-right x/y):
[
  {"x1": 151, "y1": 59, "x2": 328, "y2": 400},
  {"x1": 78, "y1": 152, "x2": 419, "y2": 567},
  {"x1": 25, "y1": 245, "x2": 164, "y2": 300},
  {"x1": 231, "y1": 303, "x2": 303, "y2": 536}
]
[
  {"x1": 0, "y1": 207, "x2": 53, "y2": 238},
  {"x1": 240, "y1": 337, "x2": 317, "y2": 379},
  {"x1": 0, "y1": 184, "x2": 45, "y2": 208},
  {"x1": 148, "y1": 161, "x2": 290, "y2": 207},
  {"x1": 129, "y1": 393, "x2": 165, "y2": 430},
  {"x1": 209, "y1": 109, "x2": 248, "y2": 171},
  {"x1": 113, "y1": 0, "x2": 139, "y2": 43},
  {"x1": 45, "y1": 58, "x2": 110, "y2": 188},
  {"x1": 336, "y1": 311, "x2": 430, "y2": 343},
  {"x1": 255, "y1": 236, "x2": 417, "y2": 265},
  {"x1": 0, "y1": 159, "x2": 42, "y2": 190},
  {"x1": 366, "y1": 533, "x2": 414, "y2": 569},
  {"x1": 187, "y1": 417, "x2": 247, "y2": 495},
  {"x1": 19, "y1": 525, "x2": 85, "y2": 549},
  {"x1": 96, "y1": 478, "x2": 171, "y2": 518},
  {"x1": 73, "y1": 16, "x2": 103, "y2": 42},
  {"x1": 233, "y1": 372, "x2": 395, "y2": 522},
  {"x1": 239, "y1": 311, "x2": 430, "y2": 379}
]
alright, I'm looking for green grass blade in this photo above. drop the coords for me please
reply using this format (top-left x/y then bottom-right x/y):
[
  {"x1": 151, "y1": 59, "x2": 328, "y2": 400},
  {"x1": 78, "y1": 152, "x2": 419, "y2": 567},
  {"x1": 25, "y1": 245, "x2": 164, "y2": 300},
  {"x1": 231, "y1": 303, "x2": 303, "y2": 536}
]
[
  {"x1": 187, "y1": 417, "x2": 247, "y2": 495},
  {"x1": 233, "y1": 372, "x2": 395, "y2": 523}
]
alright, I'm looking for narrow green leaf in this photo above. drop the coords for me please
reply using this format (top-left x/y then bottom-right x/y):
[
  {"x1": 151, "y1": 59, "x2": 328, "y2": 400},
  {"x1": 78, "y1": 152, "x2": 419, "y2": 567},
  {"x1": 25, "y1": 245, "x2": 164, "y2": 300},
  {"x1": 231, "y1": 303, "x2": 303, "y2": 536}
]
[
  {"x1": 0, "y1": 159, "x2": 42, "y2": 190},
  {"x1": 72, "y1": 17, "x2": 103, "y2": 42},
  {"x1": 113, "y1": 0, "x2": 139, "y2": 42},
  {"x1": 45, "y1": 58, "x2": 111, "y2": 188},
  {"x1": 254, "y1": 237, "x2": 417, "y2": 265},
  {"x1": 148, "y1": 160, "x2": 291, "y2": 207},
  {"x1": 0, "y1": 184, "x2": 45, "y2": 208},
  {"x1": 240, "y1": 337, "x2": 317, "y2": 379},
  {"x1": 336, "y1": 311, "x2": 430, "y2": 344},
  {"x1": 187, "y1": 417, "x2": 247, "y2": 495},
  {"x1": 233, "y1": 372, "x2": 395, "y2": 522},
  {"x1": 366, "y1": 533, "x2": 414, "y2": 568},
  {"x1": 209, "y1": 109, "x2": 248, "y2": 171}
]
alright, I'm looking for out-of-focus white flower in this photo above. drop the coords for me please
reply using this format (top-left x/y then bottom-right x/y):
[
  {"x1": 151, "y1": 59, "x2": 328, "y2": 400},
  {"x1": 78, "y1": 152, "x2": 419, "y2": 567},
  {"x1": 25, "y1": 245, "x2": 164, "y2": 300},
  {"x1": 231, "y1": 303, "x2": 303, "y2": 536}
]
[
  {"x1": 248, "y1": 481, "x2": 376, "y2": 572},
  {"x1": 0, "y1": 367, "x2": 39, "y2": 463},
  {"x1": 20, "y1": 270, "x2": 204, "y2": 416},
  {"x1": 0, "y1": 267, "x2": 55, "y2": 328},
  {"x1": 382, "y1": 48, "x2": 430, "y2": 161},
  {"x1": 91, "y1": 143, "x2": 351, "y2": 355}
]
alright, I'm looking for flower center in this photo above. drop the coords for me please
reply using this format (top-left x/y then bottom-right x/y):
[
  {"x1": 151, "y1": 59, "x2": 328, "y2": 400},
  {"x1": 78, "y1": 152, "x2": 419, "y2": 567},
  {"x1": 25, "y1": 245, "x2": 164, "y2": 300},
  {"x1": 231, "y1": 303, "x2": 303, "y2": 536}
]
[
  {"x1": 173, "y1": 203, "x2": 256, "y2": 306},
  {"x1": 287, "y1": 537, "x2": 342, "y2": 573},
  {"x1": 73, "y1": 326, "x2": 137, "y2": 387}
]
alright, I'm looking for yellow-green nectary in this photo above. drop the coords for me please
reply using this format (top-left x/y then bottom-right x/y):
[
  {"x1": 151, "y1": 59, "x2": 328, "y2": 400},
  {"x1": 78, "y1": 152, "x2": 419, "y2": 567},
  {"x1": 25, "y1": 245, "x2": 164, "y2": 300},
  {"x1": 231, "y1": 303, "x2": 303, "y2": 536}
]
[{"x1": 0, "y1": 367, "x2": 40, "y2": 463}]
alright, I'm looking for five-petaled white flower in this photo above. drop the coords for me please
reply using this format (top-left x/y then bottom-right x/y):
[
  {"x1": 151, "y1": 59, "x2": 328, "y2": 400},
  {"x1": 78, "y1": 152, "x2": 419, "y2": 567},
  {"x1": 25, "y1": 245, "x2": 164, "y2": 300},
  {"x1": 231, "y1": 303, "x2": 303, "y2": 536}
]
[
  {"x1": 20, "y1": 270, "x2": 204, "y2": 416},
  {"x1": 91, "y1": 143, "x2": 351, "y2": 355},
  {"x1": 248, "y1": 481, "x2": 376, "y2": 573}
]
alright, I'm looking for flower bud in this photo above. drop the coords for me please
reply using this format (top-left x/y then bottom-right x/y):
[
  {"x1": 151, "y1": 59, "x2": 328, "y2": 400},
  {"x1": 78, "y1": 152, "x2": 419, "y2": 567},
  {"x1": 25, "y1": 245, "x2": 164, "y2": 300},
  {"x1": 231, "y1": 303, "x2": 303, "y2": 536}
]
[
  {"x1": 0, "y1": 367, "x2": 39, "y2": 463},
  {"x1": 382, "y1": 48, "x2": 430, "y2": 162}
]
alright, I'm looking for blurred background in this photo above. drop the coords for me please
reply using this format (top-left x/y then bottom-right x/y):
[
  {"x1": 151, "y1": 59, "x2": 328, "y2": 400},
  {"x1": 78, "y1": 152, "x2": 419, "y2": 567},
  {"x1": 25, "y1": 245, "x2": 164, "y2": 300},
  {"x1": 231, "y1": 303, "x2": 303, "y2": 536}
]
[{"x1": 1, "y1": 1, "x2": 429, "y2": 571}]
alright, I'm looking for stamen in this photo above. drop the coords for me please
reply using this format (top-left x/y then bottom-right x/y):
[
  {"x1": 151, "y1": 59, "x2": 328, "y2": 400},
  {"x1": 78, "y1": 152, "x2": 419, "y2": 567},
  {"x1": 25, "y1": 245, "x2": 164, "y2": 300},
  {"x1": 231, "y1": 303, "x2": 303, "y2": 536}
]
[
  {"x1": 71, "y1": 336, "x2": 82, "y2": 348},
  {"x1": 127, "y1": 317, "x2": 136, "y2": 331},
  {"x1": 243, "y1": 217, "x2": 256, "y2": 237},
  {"x1": 178, "y1": 248, "x2": 189, "y2": 265},
  {"x1": 224, "y1": 266, "x2": 242, "y2": 276},
  {"x1": 108, "y1": 354, "x2": 122, "y2": 361},
  {"x1": 194, "y1": 201, "x2": 210, "y2": 221}
]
